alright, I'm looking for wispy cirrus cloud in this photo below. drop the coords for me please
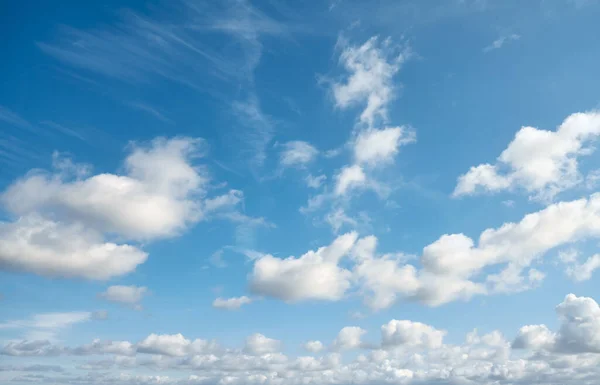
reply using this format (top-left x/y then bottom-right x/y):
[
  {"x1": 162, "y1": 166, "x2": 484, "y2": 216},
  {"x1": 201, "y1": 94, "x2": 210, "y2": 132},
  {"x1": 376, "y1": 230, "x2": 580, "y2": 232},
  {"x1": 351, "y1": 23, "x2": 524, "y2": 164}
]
[{"x1": 483, "y1": 33, "x2": 520, "y2": 53}]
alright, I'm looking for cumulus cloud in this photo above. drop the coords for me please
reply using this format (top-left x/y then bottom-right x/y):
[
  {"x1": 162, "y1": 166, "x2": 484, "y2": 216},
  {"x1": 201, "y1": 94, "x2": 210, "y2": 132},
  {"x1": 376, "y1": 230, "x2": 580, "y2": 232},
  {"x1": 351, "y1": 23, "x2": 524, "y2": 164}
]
[
  {"x1": 4, "y1": 297, "x2": 600, "y2": 384},
  {"x1": 0, "y1": 137, "x2": 257, "y2": 280},
  {"x1": 279, "y1": 141, "x2": 319, "y2": 168},
  {"x1": 332, "y1": 326, "x2": 367, "y2": 350},
  {"x1": 137, "y1": 334, "x2": 218, "y2": 357},
  {"x1": 2, "y1": 137, "x2": 211, "y2": 240},
  {"x1": 302, "y1": 340, "x2": 324, "y2": 353},
  {"x1": 334, "y1": 165, "x2": 366, "y2": 196},
  {"x1": 98, "y1": 285, "x2": 148, "y2": 309},
  {"x1": 514, "y1": 294, "x2": 600, "y2": 354},
  {"x1": 353, "y1": 126, "x2": 415, "y2": 166},
  {"x1": 243, "y1": 333, "x2": 281, "y2": 355},
  {"x1": 249, "y1": 232, "x2": 357, "y2": 302},
  {"x1": 0, "y1": 215, "x2": 147, "y2": 280},
  {"x1": 332, "y1": 36, "x2": 408, "y2": 127},
  {"x1": 381, "y1": 320, "x2": 446, "y2": 349},
  {"x1": 454, "y1": 111, "x2": 600, "y2": 201},
  {"x1": 212, "y1": 296, "x2": 253, "y2": 310},
  {"x1": 256, "y1": 194, "x2": 600, "y2": 309}
]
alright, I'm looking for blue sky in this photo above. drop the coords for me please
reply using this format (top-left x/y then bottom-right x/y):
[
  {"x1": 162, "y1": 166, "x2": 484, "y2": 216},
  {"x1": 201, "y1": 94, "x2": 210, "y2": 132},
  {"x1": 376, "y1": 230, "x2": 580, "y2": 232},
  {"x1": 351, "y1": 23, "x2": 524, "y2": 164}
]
[{"x1": 1, "y1": 0, "x2": 600, "y2": 384}]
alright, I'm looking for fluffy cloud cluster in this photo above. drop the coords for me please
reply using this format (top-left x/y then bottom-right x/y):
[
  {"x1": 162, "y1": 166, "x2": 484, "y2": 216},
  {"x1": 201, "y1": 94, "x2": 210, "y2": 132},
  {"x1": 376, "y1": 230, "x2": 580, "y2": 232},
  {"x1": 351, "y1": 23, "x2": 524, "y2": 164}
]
[
  {"x1": 514, "y1": 293, "x2": 600, "y2": 354},
  {"x1": 3, "y1": 295, "x2": 600, "y2": 385},
  {"x1": 332, "y1": 36, "x2": 408, "y2": 127},
  {"x1": 249, "y1": 232, "x2": 357, "y2": 301},
  {"x1": 254, "y1": 193, "x2": 600, "y2": 309},
  {"x1": 0, "y1": 137, "x2": 251, "y2": 280},
  {"x1": 300, "y1": 37, "x2": 415, "y2": 232},
  {"x1": 454, "y1": 111, "x2": 600, "y2": 201}
]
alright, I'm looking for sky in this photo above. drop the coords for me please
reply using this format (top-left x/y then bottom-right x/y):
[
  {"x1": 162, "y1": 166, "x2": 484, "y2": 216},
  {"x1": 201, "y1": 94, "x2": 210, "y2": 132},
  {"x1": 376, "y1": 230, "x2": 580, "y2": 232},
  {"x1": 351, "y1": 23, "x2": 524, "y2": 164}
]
[{"x1": 1, "y1": 0, "x2": 600, "y2": 384}]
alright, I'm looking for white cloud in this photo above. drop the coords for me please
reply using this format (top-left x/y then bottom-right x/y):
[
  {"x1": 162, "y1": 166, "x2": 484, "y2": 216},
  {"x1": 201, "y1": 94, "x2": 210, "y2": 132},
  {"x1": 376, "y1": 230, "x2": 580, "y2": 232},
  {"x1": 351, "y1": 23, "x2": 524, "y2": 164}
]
[
  {"x1": 305, "y1": 174, "x2": 326, "y2": 189},
  {"x1": 332, "y1": 326, "x2": 366, "y2": 350},
  {"x1": 354, "y1": 126, "x2": 415, "y2": 166},
  {"x1": 243, "y1": 333, "x2": 281, "y2": 355},
  {"x1": 0, "y1": 215, "x2": 147, "y2": 280},
  {"x1": 279, "y1": 141, "x2": 318, "y2": 168},
  {"x1": 302, "y1": 340, "x2": 324, "y2": 353},
  {"x1": 561, "y1": 251, "x2": 600, "y2": 282},
  {"x1": 483, "y1": 33, "x2": 520, "y2": 52},
  {"x1": 514, "y1": 294, "x2": 600, "y2": 354},
  {"x1": 454, "y1": 111, "x2": 600, "y2": 201},
  {"x1": 98, "y1": 285, "x2": 148, "y2": 308},
  {"x1": 249, "y1": 232, "x2": 358, "y2": 302},
  {"x1": 512, "y1": 324, "x2": 556, "y2": 350},
  {"x1": 334, "y1": 165, "x2": 366, "y2": 195},
  {"x1": 332, "y1": 36, "x2": 408, "y2": 127},
  {"x1": 1, "y1": 137, "x2": 214, "y2": 240},
  {"x1": 212, "y1": 296, "x2": 253, "y2": 310},
  {"x1": 136, "y1": 334, "x2": 218, "y2": 357},
  {"x1": 269, "y1": 193, "x2": 600, "y2": 309},
  {"x1": 381, "y1": 320, "x2": 446, "y2": 349},
  {"x1": 0, "y1": 311, "x2": 91, "y2": 341},
  {"x1": 72, "y1": 339, "x2": 136, "y2": 356},
  {"x1": 325, "y1": 208, "x2": 358, "y2": 233},
  {"x1": 3, "y1": 301, "x2": 600, "y2": 385}
]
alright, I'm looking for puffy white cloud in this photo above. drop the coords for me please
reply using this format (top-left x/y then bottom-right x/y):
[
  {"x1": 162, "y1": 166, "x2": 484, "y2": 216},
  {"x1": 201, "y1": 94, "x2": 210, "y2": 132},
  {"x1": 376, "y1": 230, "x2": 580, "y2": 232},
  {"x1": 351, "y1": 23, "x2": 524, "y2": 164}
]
[
  {"x1": 98, "y1": 285, "x2": 147, "y2": 308},
  {"x1": 513, "y1": 294, "x2": 600, "y2": 354},
  {"x1": 302, "y1": 340, "x2": 324, "y2": 353},
  {"x1": 554, "y1": 294, "x2": 600, "y2": 353},
  {"x1": 512, "y1": 324, "x2": 556, "y2": 350},
  {"x1": 454, "y1": 111, "x2": 600, "y2": 201},
  {"x1": 332, "y1": 36, "x2": 408, "y2": 127},
  {"x1": 354, "y1": 126, "x2": 415, "y2": 166},
  {"x1": 332, "y1": 326, "x2": 366, "y2": 350},
  {"x1": 381, "y1": 320, "x2": 446, "y2": 349},
  {"x1": 1, "y1": 137, "x2": 211, "y2": 240},
  {"x1": 259, "y1": 194, "x2": 600, "y2": 309},
  {"x1": 3, "y1": 301, "x2": 600, "y2": 385},
  {"x1": 0, "y1": 137, "x2": 257, "y2": 280},
  {"x1": 279, "y1": 141, "x2": 318, "y2": 168},
  {"x1": 243, "y1": 333, "x2": 281, "y2": 355},
  {"x1": 212, "y1": 296, "x2": 253, "y2": 310},
  {"x1": 0, "y1": 215, "x2": 147, "y2": 280},
  {"x1": 334, "y1": 165, "x2": 366, "y2": 195},
  {"x1": 249, "y1": 232, "x2": 357, "y2": 302},
  {"x1": 136, "y1": 334, "x2": 218, "y2": 357}
]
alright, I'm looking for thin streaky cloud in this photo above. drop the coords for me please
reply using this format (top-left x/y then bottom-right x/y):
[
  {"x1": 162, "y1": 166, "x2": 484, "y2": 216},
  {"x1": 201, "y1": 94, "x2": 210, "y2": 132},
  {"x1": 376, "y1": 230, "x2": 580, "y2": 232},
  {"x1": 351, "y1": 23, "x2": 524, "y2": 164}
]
[
  {"x1": 483, "y1": 33, "x2": 520, "y2": 53},
  {"x1": 126, "y1": 102, "x2": 174, "y2": 124}
]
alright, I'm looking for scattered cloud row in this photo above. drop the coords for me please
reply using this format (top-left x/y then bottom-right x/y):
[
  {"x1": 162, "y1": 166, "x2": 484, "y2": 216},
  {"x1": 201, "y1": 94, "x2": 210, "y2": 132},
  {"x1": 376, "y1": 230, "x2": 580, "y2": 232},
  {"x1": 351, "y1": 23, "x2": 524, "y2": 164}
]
[{"x1": 2, "y1": 294, "x2": 600, "y2": 385}]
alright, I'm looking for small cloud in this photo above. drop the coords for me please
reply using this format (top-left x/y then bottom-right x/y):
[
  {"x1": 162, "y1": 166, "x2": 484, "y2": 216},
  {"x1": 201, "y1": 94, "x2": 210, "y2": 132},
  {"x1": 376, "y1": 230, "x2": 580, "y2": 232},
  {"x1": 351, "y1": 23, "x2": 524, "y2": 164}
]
[
  {"x1": 91, "y1": 310, "x2": 109, "y2": 320},
  {"x1": 98, "y1": 285, "x2": 148, "y2": 310},
  {"x1": 483, "y1": 34, "x2": 520, "y2": 53},
  {"x1": 212, "y1": 296, "x2": 254, "y2": 310},
  {"x1": 127, "y1": 101, "x2": 173, "y2": 124},
  {"x1": 502, "y1": 200, "x2": 515, "y2": 208},
  {"x1": 306, "y1": 174, "x2": 327, "y2": 189}
]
